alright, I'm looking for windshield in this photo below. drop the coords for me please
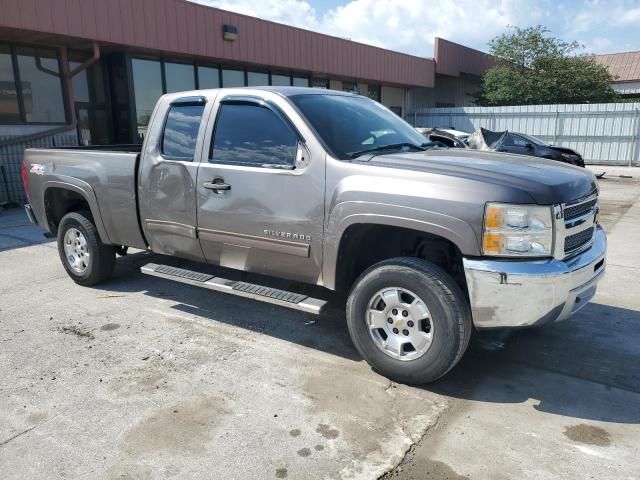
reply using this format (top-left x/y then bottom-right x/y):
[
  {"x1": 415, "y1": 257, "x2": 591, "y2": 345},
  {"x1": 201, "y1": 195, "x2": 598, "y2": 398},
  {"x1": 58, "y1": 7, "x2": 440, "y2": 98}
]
[
  {"x1": 518, "y1": 133, "x2": 547, "y2": 145},
  {"x1": 289, "y1": 94, "x2": 429, "y2": 160}
]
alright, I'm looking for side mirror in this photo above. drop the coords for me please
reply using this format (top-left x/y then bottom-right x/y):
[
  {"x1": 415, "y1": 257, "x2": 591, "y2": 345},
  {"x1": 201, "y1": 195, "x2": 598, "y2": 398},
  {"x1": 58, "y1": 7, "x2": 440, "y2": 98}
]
[
  {"x1": 295, "y1": 141, "x2": 310, "y2": 169},
  {"x1": 525, "y1": 143, "x2": 534, "y2": 150}
]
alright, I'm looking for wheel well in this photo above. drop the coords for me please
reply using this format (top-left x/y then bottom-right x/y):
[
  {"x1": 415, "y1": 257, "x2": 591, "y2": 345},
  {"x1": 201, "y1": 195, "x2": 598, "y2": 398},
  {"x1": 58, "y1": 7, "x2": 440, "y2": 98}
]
[
  {"x1": 44, "y1": 187, "x2": 92, "y2": 235},
  {"x1": 335, "y1": 224, "x2": 467, "y2": 295}
]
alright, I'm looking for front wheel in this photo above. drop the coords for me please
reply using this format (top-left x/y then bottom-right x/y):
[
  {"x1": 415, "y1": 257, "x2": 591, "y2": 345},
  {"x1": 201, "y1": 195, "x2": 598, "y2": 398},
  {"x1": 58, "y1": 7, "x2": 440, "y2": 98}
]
[
  {"x1": 57, "y1": 210, "x2": 116, "y2": 286},
  {"x1": 346, "y1": 257, "x2": 472, "y2": 384}
]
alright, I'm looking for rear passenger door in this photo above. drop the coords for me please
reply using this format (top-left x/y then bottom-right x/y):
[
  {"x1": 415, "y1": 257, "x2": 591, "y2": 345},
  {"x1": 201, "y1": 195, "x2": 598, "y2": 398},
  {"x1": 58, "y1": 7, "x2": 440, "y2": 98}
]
[
  {"x1": 195, "y1": 95, "x2": 325, "y2": 285},
  {"x1": 138, "y1": 96, "x2": 209, "y2": 261}
]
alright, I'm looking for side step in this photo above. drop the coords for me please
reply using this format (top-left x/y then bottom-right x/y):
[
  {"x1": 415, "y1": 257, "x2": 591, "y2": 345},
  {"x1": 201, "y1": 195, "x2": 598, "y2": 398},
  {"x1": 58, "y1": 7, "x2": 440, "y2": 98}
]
[{"x1": 140, "y1": 263, "x2": 327, "y2": 315}]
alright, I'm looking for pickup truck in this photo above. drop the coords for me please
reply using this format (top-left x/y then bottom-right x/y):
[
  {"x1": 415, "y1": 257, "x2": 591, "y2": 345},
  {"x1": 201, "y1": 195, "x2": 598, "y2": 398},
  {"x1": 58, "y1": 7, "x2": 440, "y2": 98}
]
[{"x1": 22, "y1": 87, "x2": 606, "y2": 383}]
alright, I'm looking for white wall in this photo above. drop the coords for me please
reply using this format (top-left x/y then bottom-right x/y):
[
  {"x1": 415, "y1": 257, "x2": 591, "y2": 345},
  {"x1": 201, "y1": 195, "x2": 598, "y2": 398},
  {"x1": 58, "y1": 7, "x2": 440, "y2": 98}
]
[{"x1": 410, "y1": 102, "x2": 640, "y2": 166}]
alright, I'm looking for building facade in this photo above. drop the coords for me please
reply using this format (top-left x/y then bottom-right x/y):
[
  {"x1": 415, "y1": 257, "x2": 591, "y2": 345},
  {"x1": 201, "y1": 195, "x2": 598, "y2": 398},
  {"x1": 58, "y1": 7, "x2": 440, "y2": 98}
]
[
  {"x1": 0, "y1": 0, "x2": 492, "y2": 204},
  {"x1": 593, "y1": 51, "x2": 640, "y2": 99}
]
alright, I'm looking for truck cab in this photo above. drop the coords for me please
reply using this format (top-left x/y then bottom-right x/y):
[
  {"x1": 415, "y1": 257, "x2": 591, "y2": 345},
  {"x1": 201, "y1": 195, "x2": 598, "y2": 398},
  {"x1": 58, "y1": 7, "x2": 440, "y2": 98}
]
[{"x1": 22, "y1": 87, "x2": 606, "y2": 384}]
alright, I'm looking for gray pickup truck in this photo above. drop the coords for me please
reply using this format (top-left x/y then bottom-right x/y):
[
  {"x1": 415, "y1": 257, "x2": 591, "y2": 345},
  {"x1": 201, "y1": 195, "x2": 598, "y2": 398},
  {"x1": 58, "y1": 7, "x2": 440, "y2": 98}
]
[{"x1": 22, "y1": 87, "x2": 606, "y2": 383}]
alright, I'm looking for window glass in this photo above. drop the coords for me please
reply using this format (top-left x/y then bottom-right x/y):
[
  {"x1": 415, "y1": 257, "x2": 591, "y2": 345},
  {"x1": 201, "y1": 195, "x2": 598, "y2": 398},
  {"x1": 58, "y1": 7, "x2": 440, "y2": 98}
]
[
  {"x1": 165, "y1": 62, "x2": 195, "y2": 93},
  {"x1": 290, "y1": 94, "x2": 425, "y2": 160},
  {"x1": 0, "y1": 45, "x2": 20, "y2": 122},
  {"x1": 222, "y1": 69, "x2": 245, "y2": 87},
  {"x1": 211, "y1": 103, "x2": 298, "y2": 167},
  {"x1": 162, "y1": 104, "x2": 205, "y2": 160},
  {"x1": 341, "y1": 81, "x2": 357, "y2": 93},
  {"x1": 16, "y1": 47, "x2": 66, "y2": 123},
  {"x1": 69, "y1": 62, "x2": 90, "y2": 103},
  {"x1": 132, "y1": 58, "x2": 163, "y2": 137},
  {"x1": 311, "y1": 78, "x2": 329, "y2": 89},
  {"x1": 503, "y1": 134, "x2": 528, "y2": 147},
  {"x1": 292, "y1": 77, "x2": 309, "y2": 87},
  {"x1": 247, "y1": 71, "x2": 269, "y2": 86},
  {"x1": 271, "y1": 74, "x2": 290, "y2": 86},
  {"x1": 367, "y1": 85, "x2": 381, "y2": 102},
  {"x1": 198, "y1": 66, "x2": 219, "y2": 89}
]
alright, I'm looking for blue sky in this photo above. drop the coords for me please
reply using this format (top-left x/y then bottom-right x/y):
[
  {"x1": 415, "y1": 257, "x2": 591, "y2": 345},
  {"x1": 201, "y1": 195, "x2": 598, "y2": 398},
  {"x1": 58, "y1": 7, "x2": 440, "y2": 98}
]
[{"x1": 195, "y1": 0, "x2": 640, "y2": 57}]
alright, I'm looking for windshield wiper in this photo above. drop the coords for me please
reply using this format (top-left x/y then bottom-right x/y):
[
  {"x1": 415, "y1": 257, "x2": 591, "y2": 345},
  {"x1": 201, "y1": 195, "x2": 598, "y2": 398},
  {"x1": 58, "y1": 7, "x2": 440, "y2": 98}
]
[{"x1": 350, "y1": 142, "x2": 428, "y2": 159}]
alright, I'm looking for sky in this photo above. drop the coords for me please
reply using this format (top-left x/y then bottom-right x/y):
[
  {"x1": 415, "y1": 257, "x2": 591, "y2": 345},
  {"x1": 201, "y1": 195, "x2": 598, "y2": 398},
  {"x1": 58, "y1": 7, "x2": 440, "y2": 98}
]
[{"x1": 192, "y1": 0, "x2": 640, "y2": 58}]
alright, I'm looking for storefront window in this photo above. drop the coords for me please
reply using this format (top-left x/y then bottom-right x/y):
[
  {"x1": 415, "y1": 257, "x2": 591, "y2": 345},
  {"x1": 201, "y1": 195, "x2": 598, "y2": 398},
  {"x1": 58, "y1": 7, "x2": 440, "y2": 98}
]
[
  {"x1": 271, "y1": 74, "x2": 290, "y2": 86},
  {"x1": 367, "y1": 84, "x2": 381, "y2": 102},
  {"x1": 247, "y1": 71, "x2": 269, "y2": 86},
  {"x1": 16, "y1": 47, "x2": 66, "y2": 123},
  {"x1": 222, "y1": 69, "x2": 245, "y2": 87},
  {"x1": 0, "y1": 45, "x2": 20, "y2": 123},
  {"x1": 293, "y1": 77, "x2": 309, "y2": 87},
  {"x1": 165, "y1": 62, "x2": 195, "y2": 93},
  {"x1": 311, "y1": 78, "x2": 329, "y2": 89},
  {"x1": 341, "y1": 81, "x2": 358, "y2": 93},
  {"x1": 198, "y1": 66, "x2": 219, "y2": 89},
  {"x1": 132, "y1": 58, "x2": 163, "y2": 136}
]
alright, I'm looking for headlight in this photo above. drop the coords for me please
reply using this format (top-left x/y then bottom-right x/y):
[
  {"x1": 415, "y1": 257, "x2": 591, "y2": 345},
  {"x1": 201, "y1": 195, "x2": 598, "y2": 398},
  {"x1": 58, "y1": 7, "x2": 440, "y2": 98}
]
[{"x1": 483, "y1": 203, "x2": 553, "y2": 257}]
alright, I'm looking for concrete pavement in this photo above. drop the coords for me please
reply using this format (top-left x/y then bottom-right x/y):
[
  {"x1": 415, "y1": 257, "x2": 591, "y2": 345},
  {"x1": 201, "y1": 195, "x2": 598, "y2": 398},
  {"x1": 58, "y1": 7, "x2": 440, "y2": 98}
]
[{"x1": 1, "y1": 169, "x2": 639, "y2": 479}]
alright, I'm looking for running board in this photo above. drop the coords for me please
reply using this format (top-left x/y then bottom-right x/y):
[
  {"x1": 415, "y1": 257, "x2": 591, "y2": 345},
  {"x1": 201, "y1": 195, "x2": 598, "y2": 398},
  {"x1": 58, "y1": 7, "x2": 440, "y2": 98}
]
[{"x1": 140, "y1": 263, "x2": 326, "y2": 315}]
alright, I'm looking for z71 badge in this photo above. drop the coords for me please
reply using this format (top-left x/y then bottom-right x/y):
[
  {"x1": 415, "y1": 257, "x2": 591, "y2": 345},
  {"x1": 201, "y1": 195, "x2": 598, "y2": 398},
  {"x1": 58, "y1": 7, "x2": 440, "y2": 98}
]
[
  {"x1": 29, "y1": 164, "x2": 45, "y2": 175},
  {"x1": 264, "y1": 229, "x2": 311, "y2": 242}
]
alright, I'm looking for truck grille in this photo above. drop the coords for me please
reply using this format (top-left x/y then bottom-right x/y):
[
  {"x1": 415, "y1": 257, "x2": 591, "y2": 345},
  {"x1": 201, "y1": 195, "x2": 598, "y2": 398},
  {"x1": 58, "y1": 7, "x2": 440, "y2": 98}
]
[
  {"x1": 564, "y1": 227, "x2": 594, "y2": 253},
  {"x1": 556, "y1": 193, "x2": 598, "y2": 258},
  {"x1": 564, "y1": 198, "x2": 597, "y2": 221}
]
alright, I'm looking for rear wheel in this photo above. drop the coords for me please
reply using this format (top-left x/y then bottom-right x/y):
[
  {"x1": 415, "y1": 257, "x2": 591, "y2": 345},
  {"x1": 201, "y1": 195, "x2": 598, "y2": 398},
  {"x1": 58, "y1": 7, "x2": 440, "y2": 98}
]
[
  {"x1": 346, "y1": 257, "x2": 472, "y2": 384},
  {"x1": 57, "y1": 211, "x2": 115, "y2": 286}
]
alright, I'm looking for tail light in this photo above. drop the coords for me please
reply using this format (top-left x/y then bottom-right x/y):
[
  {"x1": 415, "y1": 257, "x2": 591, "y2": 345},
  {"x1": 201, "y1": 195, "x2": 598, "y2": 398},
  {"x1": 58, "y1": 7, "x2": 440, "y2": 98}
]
[{"x1": 21, "y1": 160, "x2": 28, "y2": 196}]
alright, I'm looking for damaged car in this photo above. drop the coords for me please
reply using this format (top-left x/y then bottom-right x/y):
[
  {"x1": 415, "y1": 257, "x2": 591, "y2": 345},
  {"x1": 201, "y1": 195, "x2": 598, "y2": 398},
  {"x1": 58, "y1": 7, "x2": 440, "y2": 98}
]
[{"x1": 467, "y1": 128, "x2": 585, "y2": 167}]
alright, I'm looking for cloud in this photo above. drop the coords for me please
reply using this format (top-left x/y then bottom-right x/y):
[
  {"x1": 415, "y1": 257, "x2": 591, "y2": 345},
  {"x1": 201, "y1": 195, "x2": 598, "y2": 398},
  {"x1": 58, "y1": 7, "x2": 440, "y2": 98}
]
[{"x1": 194, "y1": 0, "x2": 547, "y2": 56}]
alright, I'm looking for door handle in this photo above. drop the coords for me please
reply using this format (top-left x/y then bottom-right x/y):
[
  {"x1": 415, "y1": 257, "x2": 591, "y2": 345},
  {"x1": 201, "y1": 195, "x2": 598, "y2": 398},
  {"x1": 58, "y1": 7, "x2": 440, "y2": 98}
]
[{"x1": 203, "y1": 181, "x2": 231, "y2": 192}]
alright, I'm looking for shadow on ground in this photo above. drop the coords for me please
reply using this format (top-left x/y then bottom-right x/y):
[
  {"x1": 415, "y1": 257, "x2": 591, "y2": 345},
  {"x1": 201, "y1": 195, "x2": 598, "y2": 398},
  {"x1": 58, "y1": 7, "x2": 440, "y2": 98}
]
[{"x1": 100, "y1": 251, "x2": 640, "y2": 425}]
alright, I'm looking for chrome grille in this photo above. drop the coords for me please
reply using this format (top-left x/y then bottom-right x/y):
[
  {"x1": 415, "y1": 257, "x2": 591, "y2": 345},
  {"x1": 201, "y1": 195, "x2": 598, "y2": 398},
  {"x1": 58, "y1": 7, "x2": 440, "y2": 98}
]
[
  {"x1": 564, "y1": 227, "x2": 594, "y2": 253},
  {"x1": 564, "y1": 198, "x2": 597, "y2": 221},
  {"x1": 554, "y1": 192, "x2": 598, "y2": 259}
]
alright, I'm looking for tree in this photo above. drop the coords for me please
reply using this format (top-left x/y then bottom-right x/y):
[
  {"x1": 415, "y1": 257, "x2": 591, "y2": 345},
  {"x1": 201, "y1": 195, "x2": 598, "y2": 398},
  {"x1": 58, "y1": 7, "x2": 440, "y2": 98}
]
[{"x1": 477, "y1": 26, "x2": 617, "y2": 106}]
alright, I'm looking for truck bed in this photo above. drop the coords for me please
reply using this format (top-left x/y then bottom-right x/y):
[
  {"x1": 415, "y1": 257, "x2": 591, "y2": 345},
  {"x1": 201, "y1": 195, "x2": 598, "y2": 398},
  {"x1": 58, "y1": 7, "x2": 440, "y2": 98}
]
[{"x1": 23, "y1": 147, "x2": 147, "y2": 249}]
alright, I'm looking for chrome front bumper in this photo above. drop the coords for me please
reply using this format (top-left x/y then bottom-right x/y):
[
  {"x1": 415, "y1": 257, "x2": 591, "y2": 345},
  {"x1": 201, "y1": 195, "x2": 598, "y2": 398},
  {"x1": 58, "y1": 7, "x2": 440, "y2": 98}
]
[{"x1": 463, "y1": 225, "x2": 607, "y2": 329}]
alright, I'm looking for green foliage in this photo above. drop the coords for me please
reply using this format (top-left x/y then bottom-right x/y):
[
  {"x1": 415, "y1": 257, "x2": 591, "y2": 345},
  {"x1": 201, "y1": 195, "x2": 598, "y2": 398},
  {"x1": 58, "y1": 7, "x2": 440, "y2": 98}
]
[{"x1": 477, "y1": 26, "x2": 618, "y2": 106}]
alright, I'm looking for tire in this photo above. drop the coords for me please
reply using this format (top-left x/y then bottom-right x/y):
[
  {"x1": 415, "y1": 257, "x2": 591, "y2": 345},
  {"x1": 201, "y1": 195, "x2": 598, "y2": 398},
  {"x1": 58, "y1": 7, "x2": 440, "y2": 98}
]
[
  {"x1": 346, "y1": 257, "x2": 472, "y2": 384},
  {"x1": 57, "y1": 210, "x2": 116, "y2": 286}
]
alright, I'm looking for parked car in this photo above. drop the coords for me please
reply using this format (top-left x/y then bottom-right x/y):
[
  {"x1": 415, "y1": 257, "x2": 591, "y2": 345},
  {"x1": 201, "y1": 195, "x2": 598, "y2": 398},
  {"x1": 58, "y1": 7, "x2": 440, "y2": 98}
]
[
  {"x1": 415, "y1": 127, "x2": 468, "y2": 149},
  {"x1": 467, "y1": 127, "x2": 585, "y2": 167},
  {"x1": 22, "y1": 87, "x2": 605, "y2": 384}
]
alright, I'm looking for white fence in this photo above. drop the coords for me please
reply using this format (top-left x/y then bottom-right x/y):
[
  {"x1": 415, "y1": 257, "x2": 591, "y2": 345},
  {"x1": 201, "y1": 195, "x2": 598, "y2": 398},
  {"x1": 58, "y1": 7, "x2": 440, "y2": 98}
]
[{"x1": 409, "y1": 103, "x2": 640, "y2": 166}]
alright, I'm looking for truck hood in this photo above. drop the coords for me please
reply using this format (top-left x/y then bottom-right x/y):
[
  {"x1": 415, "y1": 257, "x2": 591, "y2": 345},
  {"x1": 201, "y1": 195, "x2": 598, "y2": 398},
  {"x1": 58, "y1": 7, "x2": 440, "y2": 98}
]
[{"x1": 361, "y1": 149, "x2": 597, "y2": 204}]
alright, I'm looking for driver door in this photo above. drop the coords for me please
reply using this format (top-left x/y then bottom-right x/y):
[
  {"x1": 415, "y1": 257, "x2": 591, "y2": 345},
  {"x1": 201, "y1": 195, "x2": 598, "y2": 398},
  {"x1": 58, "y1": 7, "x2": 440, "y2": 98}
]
[{"x1": 195, "y1": 94, "x2": 325, "y2": 285}]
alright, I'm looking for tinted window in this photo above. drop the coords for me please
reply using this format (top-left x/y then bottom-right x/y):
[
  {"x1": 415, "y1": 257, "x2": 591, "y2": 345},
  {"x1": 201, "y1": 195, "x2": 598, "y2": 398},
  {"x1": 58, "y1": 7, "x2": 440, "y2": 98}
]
[
  {"x1": 247, "y1": 72, "x2": 268, "y2": 86},
  {"x1": 211, "y1": 103, "x2": 298, "y2": 167},
  {"x1": 161, "y1": 104, "x2": 205, "y2": 160},
  {"x1": 165, "y1": 62, "x2": 195, "y2": 93},
  {"x1": 132, "y1": 59, "x2": 163, "y2": 136},
  {"x1": 0, "y1": 45, "x2": 20, "y2": 123},
  {"x1": 198, "y1": 66, "x2": 219, "y2": 89},
  {"x1": 292, "y1": 77, "x2": 309, "y2": 87},
  {"x1": 271, "y1": 74, "x2": 290, "y2": 86},
  {"x1": 16, "y1": 47, "x2": 66, "y2": 123},
  {"x1": 290, "y1": 94, "x2": 425, "y2": 160},
  {"x1": 222, "y1": 69, "x2": 245, "y2": 87},
  {"x1": 503, "y1": 134, "x2": 527, "y2": 147}
]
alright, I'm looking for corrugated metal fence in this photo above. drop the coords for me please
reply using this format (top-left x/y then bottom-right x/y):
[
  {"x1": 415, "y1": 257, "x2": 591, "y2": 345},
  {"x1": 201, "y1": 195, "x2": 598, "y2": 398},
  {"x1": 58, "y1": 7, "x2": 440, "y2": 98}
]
[
  {"x1": 409, "y1": 103, "x2": 640, "y2": 166},
  {"x1": 0, "y1": 130, "x2": 78, "y2": 206}
]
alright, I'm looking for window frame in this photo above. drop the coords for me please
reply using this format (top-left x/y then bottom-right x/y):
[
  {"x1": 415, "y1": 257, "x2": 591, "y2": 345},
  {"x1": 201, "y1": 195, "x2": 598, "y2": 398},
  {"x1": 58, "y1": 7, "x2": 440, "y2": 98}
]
[
  {"x1": 0, "y1": 42, "x2": 69, "y2": 125},
  {"x1": 159, "y1": 96, "x2": 207, "y2": 162},
  {"x1": 208, "y1": 95, "x2": 304, "y2": 170}
]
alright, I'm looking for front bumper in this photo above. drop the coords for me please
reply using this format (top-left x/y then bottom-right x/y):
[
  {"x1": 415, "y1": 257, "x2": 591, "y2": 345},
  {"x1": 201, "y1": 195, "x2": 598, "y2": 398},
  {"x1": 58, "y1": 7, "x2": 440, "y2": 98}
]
[{"x1": 463, "y1": 225, "x2": 606, "y2": 329}]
